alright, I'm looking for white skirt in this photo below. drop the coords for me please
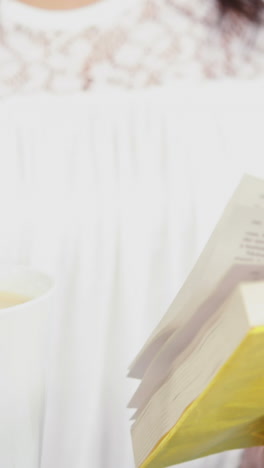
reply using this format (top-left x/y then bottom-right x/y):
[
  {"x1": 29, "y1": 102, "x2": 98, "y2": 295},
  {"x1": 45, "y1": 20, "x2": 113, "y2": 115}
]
[{"x1": 0, "y1": 84, "x2": 263, "y2": 468}]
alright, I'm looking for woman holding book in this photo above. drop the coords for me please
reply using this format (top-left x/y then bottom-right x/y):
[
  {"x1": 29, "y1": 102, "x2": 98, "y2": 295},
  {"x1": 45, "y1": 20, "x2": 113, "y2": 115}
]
[{"x1": 0, "y1": 0, "x2": 263, "y2": 467}]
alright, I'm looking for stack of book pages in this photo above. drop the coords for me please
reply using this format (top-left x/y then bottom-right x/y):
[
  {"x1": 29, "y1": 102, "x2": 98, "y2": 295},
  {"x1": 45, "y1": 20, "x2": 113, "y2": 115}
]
[{"x1": 128, "y1": 175, "x2": 264, "y2": 468}]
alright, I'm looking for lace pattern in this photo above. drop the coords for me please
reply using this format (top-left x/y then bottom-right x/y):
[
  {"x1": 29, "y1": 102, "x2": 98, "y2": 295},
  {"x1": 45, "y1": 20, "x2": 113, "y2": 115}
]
[{"x1": 0, "y1": 0, "x2": 264, "y2": 96}]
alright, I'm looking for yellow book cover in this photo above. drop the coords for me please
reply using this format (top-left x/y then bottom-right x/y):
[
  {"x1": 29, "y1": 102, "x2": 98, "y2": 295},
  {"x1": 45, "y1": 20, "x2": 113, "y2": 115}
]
[{"x1": 140, "y1": 326, "x2": 264, "y2": 468}]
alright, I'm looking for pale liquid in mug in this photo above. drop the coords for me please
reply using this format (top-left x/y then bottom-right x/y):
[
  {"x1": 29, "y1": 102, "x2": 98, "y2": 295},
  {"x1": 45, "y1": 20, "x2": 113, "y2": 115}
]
[{"x1": 0, "y1": 291, "x2": 31, "y2": 308}]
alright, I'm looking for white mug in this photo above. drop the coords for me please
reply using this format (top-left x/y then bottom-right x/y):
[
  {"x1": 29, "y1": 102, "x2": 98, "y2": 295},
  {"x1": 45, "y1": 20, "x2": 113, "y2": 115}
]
[{"x1": 0, "y1": 265, "x2": 56, "y2": 468}]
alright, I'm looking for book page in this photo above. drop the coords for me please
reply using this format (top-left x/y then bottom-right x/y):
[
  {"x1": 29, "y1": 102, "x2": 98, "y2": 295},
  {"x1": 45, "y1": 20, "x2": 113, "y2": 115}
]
[
  {"x1": 130, "y1": 205, "x2": 264, "y2": 411},
  {"x1": 131, "y1": 285, "x2": 250, "y2": 468},
  {"x1": 129, "y1": 174, "x2": 264, "y2": 379}
]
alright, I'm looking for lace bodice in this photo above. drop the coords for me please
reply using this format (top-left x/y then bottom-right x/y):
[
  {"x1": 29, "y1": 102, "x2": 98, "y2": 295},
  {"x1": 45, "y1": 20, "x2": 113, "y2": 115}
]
[{"x1": 0, "y1": 0, "x2": 264, "y2": 96}]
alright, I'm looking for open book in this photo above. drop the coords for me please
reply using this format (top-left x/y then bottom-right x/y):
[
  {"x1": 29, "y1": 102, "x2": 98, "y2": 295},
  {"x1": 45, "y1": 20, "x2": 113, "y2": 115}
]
[{"x1": 128, "y1": 174, "x2": 264, "y2": 468}]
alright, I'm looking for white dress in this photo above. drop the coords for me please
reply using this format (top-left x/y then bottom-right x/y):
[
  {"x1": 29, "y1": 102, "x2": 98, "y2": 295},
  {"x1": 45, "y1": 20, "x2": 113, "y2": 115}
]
[{"x1": 0, "y1": 1, "x2": 264, "y2": 468}]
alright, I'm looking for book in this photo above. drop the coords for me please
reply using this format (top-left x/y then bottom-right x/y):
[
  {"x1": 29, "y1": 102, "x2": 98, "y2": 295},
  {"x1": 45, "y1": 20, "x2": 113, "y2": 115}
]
[{"x1": 128, "y1": 174, "x2": 264, "y2": 468}]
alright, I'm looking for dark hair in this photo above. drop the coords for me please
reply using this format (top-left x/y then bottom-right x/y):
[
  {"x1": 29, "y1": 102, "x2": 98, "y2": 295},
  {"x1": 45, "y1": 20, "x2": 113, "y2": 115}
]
[{"x1": 217, "y1": 0, "x2": 264, "y2": 23}]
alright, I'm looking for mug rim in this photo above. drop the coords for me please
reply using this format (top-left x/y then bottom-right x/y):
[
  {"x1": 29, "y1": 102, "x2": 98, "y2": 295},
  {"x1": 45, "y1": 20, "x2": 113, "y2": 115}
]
[{"x1": 0, "y1": 264, "x2": 56, "y2": 315}]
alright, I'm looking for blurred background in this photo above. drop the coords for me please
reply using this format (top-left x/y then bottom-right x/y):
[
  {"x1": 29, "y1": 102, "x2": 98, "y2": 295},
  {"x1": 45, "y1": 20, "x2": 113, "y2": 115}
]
[{"x1": 0, "y1": 1, "x2": 263, "y2": 468}]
